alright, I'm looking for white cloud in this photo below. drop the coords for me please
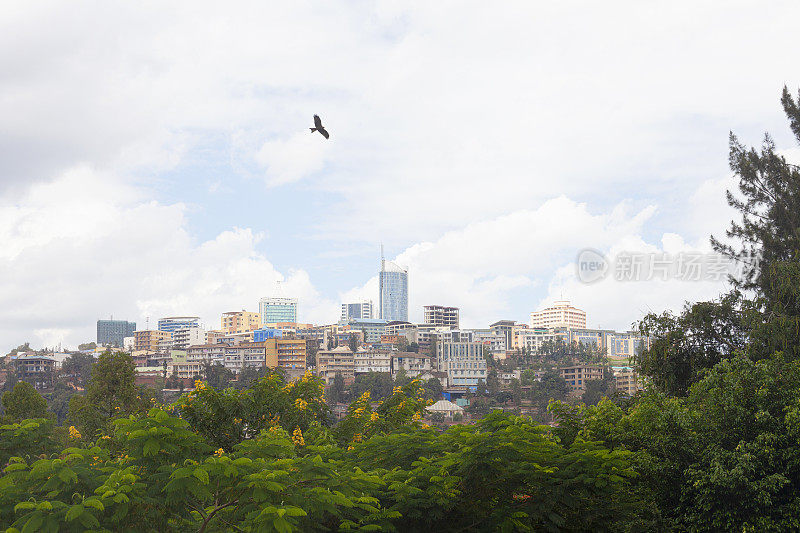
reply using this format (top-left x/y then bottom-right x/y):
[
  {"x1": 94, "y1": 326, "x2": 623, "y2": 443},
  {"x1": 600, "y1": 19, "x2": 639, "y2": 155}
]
[
  {"x1": 255, "y1": 133, "x2": 330, "y2": 187},
  {"x1": 0, "y1": 168, "x2": 337, "y2": 351}
]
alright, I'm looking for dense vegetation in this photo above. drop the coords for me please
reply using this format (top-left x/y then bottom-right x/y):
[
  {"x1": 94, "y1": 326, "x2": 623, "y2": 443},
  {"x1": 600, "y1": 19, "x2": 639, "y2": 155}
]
[{"x1": 1, "y1": 87, "x2": 800, "y2": 531}]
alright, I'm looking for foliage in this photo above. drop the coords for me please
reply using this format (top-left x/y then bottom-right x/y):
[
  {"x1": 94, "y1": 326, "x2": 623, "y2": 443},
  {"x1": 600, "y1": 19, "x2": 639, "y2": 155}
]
[
  {"x1": 175, "y1": 371, "x2": 330, "y2": 451},
  {"x1": 68, "y1": 352, "x2": 153, "y2": 439},
  {"x1": 2, "y1": 382, "x2": 48, "y2": 421},
  {"x1": 60, "y1": 352, "x2": 94, "y2": 390},
  {"x1": 349, "y1": 372, "x2": 394, "y2": 400},
  {"x1": 559, "y1": 354, "x2": 800, "y2": 531}
]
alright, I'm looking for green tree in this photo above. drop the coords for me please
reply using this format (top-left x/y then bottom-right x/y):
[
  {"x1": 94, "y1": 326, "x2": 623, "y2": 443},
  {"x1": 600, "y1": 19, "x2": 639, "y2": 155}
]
[
  {"x1": 68, "y1": 351, "x2": 143, "y2": 438},
  {"x1": 581, "y1": 366, "x2": 616, "y2": 406},
  {"x1": 348, "y1": 333, "x2": 359, "y2": 352},
  {"x1": 2, "y1": 381, "x2": 47, "y2": 420},
  {"x1": 60, "y1": 352, "x2": 94, "y2": 390},
  {"x1": 326, "y1": 372, "x2": 346, "y2": 404},
  {"x1": 202, "y1": 361, "x2": 234, "y2": 390},
  {"x1": 349, "y1": 372, "x2": 393, "y2": 400}
]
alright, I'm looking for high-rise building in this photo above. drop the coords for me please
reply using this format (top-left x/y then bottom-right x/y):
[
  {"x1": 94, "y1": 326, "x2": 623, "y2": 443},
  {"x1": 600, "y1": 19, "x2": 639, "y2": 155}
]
[
  {"x1": 96, "y1": 320, "x2": 136, "y2": 346},
  {"x1": 530, "y1": 301, "x2": 587, "y2": 329},
  {"x1": 158, "y1": 316, "x2": 201, "y2": 334},
  {"x1": 221, "y1": 311, "x2": 261, "y2": 333},
  {"x1": 259, "y1": 297, "x2": 298, "y2": 324},
  {"x1": 172, "y1": 327, "x2": 207, "y2": 350},
  {"x1": 423, "y1": 305, "x2": 460, "y2": 329},
  {"x1": 341, "y1": 301, "x2": 373, "y2": 321},
  {"x1": 379, "y1": 252, "x2": 408, "y2": 322}
]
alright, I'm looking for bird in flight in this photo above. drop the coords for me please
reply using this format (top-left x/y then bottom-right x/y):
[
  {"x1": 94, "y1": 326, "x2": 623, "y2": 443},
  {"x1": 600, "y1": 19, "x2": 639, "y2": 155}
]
[{"x1": 310, "y1": 115, "x2": 329, "y2": 139}]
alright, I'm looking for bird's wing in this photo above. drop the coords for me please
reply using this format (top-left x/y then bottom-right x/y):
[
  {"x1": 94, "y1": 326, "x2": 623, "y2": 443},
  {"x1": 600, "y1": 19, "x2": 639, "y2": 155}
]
[
  {"x1": 319, "y1": 127, "x2": 330, "y2": 139},
  {"x1": 314, "y1": 115, "x2": 323, "y2": 128}
]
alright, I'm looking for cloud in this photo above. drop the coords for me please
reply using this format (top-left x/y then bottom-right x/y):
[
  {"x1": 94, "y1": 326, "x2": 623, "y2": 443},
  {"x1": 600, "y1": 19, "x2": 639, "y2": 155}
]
[
  {"x1": 255, "y1": 133, "x2": 330, "y2": 187},
  {"x1": 0, "y1": 167, "x2": 336, "y2": 351}
]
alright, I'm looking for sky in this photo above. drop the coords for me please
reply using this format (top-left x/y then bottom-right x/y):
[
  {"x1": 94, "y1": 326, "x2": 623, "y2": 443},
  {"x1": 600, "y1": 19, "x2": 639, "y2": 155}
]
[{"x1": 1, "y1": 1, "x2": 800, "y2": 351}]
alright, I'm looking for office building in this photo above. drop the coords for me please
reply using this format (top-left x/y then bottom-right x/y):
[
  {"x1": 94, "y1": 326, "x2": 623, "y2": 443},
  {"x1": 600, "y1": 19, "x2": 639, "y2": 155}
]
[
  {"x1": 437, "y1": 341, "x2": 487, "y2": 387},
  {"x1": 97, "y1": 320, "x2": 136, "y2": 346},
  {"x1": 423, "y1": 305, "x2": 460, "y2": 329},
  {"x1": 379, "y1": 253, "x2": 408, "y2": 322},
  {"x1": 158, "y1": 316, "x2": 202, "y2": 334},
  {"x1": 341, "y1": 301, "x2": 373, "y2": 321},
  {"x1": 221, "y1": 311, "x2": 261, "y2": 333},
  {"x1": 530, "y1": 301, "x2": 587, "y2": 329},
  {"x1": 259, "y1": 297, "x2": 298, "y2": 325}
]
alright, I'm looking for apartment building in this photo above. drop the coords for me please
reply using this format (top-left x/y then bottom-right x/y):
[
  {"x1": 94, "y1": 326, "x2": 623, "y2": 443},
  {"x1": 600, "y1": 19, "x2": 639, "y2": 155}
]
[
  {"x1": 353, "y1": 349, "x2": 392, "y2": 374},
  {"x1": 172, "y1": 327, "x2": 207, "y2": 350},
  {"x1": 317, "y1": 346, "x2": 355, "y2": 385},
  {"x1": 221, "y1": 311, "x2": 261, "y2": 333},
  {"x1": 470, "y1": 329, "x2": 507, "y2": 354},
  {"x1": 558, "y1": 364, "x2": 604, "y2": 395},
  {"x1": 13, "y1": 355, "x2": 55, "y2": 390},
  {"x1": 341, "y1": 301, "x2": 374, "y2": 321},
  {"x1": 613, "y1": 367, "x2": 645, "y2": 396},
  {"x1": 264, "y1": 338, "x2": 307, "y2": 379},
  {"x1": 134, "y1": 330, "x2": 172, "y2": 353},
  {"x1": 391, "y1": 352, "x2": 433, "y2": 377}
]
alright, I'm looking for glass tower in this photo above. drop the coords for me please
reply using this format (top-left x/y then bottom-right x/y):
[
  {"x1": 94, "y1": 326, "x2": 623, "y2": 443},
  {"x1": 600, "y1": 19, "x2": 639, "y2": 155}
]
[{"x1": 379, "y1": 255, "x2": 408, "y2": 322}]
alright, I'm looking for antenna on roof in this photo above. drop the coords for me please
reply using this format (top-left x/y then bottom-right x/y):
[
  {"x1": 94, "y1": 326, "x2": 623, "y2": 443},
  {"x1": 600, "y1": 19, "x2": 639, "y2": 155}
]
[{"x1": 380, "y1": 243, "x2": 385, "y2": 271}]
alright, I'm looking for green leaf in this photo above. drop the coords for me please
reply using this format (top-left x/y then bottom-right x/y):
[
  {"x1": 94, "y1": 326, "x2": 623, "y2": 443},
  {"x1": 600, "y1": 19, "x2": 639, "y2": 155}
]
[
  {"x1": 193, "y1": 468, "x2": 209, "y2": 485},
  {"x1": 143, "y1": 438, "x2": 160, "y2": 456},
  {"x1": 273, "y1": 516, "x2": 293, "y2": 533},
  {"x1": 65, "y1": 504, "x2": 83, "y2": 522}
]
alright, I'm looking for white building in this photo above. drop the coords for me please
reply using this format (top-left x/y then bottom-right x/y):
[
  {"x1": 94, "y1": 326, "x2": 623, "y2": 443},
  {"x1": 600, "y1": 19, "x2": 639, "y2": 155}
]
[
  {"x1": 353, "y1": 349, "x2": 392, "y2": 374},
  {"x1": 469, "y1": 329, "x2": 507, "y2": 354},
  {"x1": 173, "y1": 327, "x2": 207, "y2": 350},
  {"x1": 530, "y1": 300, "x2": 587, "y2": 329},
  {"x1": 423, "y1": 305, "x2": 460, "y2": 329},
  {"x1": 391, "y1": 352, "x2": 433, "y2": 377},
  {"x1": 437, "y1": 341, "x2": 487, "y2": 387}
]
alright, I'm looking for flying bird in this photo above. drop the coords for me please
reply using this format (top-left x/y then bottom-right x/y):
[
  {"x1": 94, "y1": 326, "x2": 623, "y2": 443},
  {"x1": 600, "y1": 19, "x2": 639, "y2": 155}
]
[{"x1": 310, "y1": 114, "x2": 329, "y2": 139}]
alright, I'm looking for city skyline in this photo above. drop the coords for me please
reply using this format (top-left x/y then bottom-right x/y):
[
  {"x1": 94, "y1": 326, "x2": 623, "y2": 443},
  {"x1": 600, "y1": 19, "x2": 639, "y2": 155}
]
[{"x1": 1, "y1": 3, "x2": 800, "y2": 351}]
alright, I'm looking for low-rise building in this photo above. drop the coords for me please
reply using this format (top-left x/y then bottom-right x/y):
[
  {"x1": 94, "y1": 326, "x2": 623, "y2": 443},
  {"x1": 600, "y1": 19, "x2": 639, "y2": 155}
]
[
  {"x1": 221, "y1": 311, "x2": 261, "y2": 333},
  {"x1": 317, "y1": 346, "x2": 354, "y2": 385},
  {"x1": 354, "y1": 349, "x2": 391, "y2": 374},
  {"x1": 13, "y1": 355, "x2": 55, "y2": 390},
  {"x1": 391, "y1": 352, "x2": 433, "y2": 377},
  {"x1": 613, "y1": 367, "x2": 645, "y2": 396}
]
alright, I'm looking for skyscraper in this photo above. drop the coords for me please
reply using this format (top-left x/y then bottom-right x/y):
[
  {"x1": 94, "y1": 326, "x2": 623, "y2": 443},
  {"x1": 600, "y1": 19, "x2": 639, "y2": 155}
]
[
  {"x1": 379, "y1": 249, "x2": 408, "y2": 322},
  {"x1": 157, "y1": 316, "x2": 201, "y2": 334},
  {"x1": 259, "y1": 297, "x2": 298, "y2": 324}
]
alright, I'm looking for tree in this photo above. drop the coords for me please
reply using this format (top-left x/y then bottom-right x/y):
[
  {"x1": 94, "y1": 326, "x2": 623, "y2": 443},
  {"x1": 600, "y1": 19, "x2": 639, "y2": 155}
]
[
  {"x1": 2, "y1": 381, "x2": 47, "y2": 420},
  {"x1": 202, "y1": 361, "x2": 234, "y2": 390},
  {"x1": 421, "y1": 377, "x2": 443, "y2": 400},
  {"x1": 349, "y1": 372, "x2": 393, "y2": 400},
  {"x1": 529, "y1": 369, "x2": 570, "y2": 416},
  {"x1": 60, "y1": 352, "x2": 94, "y2": 390},
  {"x1": 235, "y1": 365, "x2": 267, "y2": 390},
  {"x1": 581, "y1": 366, "x2": 616, "y2": 406},
  {"x1": 348, "y1": 333, "x2": 358, "y2": 352},
  {"x1": 46, "y1": 381, "x2": 76, "y2": 424},
  {"x1": 711, "y1": 86, "x2": 800, "y2": 299},
  {"x1": 77, "y1": 342, "x2": 97, "y2": 351},
  {"x1": 68, "y1": 351, "x2": 144, "y2": 438},
  {"x1": 327, "y1": 372, "x2": 346, "y2": 404}
]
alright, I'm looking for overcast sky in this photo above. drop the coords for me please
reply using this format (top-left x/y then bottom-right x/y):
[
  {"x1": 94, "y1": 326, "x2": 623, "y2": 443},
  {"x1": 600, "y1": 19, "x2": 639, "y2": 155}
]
[{"x1": 2, "y1": 1, "x2": 800, "y2": 351}]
